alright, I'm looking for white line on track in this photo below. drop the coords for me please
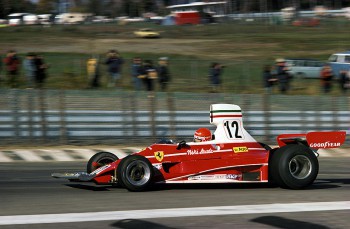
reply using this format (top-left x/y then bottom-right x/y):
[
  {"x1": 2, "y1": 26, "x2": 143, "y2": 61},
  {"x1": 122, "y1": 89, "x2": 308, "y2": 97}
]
[{"x1": 0, "y1": 201, "x2": 349, "y2": 225}]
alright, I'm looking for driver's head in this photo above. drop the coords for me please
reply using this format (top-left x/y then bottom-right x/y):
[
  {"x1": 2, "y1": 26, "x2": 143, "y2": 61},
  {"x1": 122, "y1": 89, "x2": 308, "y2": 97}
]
[{"x1": 194, "y1": 128, "x2": 212, "y2": 142}]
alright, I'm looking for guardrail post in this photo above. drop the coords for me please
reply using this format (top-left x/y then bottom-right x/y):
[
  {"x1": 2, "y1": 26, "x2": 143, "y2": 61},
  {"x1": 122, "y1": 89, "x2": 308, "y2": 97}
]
[
  {"x1": 167, "y1": 92, "x2": 176, "y2": 139},
  {"x1": 263, "y1": 92, "x2": 270, "y2": 143},
  {"x1": 27, "y1": 89, "x2": 34, "y2": 142},
  {"x1": 38, "y1": 89, "x2": 47, "y2": 144},
  {"x1": 331, "y1": 95, "x2": 338, "y2": 130},
  {"x1": 314, "y1": 96, "x2": 321, "y2": 131},
  {"x1": 149, "y1": 92, "x2": 156, "y2": 141},
  {"x1": 130, "y1": 91, "x2": 138, "y2": 142},
  {"x1": 11, "y1": 89, "x2": 20, "y2": 142},
  {"x1": 59, "y1": 90, "x2": 67, "y2": 144}
]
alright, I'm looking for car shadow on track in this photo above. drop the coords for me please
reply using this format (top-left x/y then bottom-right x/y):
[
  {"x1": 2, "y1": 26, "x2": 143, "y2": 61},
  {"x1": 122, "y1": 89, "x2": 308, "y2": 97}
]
[
  {"x1": 111, "y1": 219, "x2": 176, "y2": 229},
  {"x1": 62, "y1": 178, "x2": 348, "y2": 192},
  {"x1": 251, "y1": 216, "x2": 330, "y2": 229},
  {"x1": 65, "y1": 183, "x2": 111, "y2": 191},
  {"x1": 308, "y1": 178, "x2": 350, "y2": 189},
  {"x1": 153, "y1": 183, "x2": 277, "y2": 191}
]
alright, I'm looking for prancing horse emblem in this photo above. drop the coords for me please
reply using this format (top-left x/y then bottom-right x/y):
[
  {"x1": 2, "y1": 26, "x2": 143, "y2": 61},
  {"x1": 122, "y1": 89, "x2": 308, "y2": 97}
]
[{"x1": 154, "y1": 151, "x2": 164, "y2": 162}]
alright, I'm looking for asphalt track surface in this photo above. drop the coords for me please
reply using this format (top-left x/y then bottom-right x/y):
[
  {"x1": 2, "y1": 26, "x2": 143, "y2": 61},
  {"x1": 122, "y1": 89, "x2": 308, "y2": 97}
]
[{"x1": 0, "y1": 158, "x2": 349, "y2": 229}]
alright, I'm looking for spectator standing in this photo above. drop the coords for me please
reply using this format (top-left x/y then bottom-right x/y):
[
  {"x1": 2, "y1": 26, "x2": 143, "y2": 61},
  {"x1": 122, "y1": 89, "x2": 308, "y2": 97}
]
[
  {"x1": 320, "y1": 64, "x2": 333, "y2": 93},
  {"x1": 23, "y1": 53, "x2": 36, "y2": 88},
  {"x1": 275, "y1": 58, "x2": 290, "y2": 93},
  {"x1": 34, "y1": 54, "x2": 48, "y2": 88},
  {"x1": 157, "y1": 57, "x2": 170, "y2": 91},
  {"x1": 209, "y1": 62, "x2": 223, "y2": 93},
  {"x1": 0, "y1": 52, "x2": 3, "y2": 85},
  {"x1": 131, "y1": 57, "x2": 143, "y2": 91},
  {"x1": 105, "y1": 50, "x2": 123, "y2": 88},
  {"x1": 262, "y1": 64, "x2": 275, "y2": 93},
  {"x1": 140, "y1": 60, "x2": 157, "y2": 94},
  {"x1": 87, "y1": 56, "x2": 98, "y2": 87},
  {"x1": 339, "y1": 69, "x2": 350, "y2": 94},
  {"x1": 3, "y1": 50, "x2": 20, "y2": 88}
]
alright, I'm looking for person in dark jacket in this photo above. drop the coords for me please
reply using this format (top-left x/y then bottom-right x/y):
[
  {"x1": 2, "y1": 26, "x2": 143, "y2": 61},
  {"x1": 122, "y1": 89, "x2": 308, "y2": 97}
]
[
  {"x1": 157, "y1": 57, "x2": 170, "y2": 91},
  {"x1": 140, "y1": 60, "x2": 157, "y2": 93},
  {"x1": 339, "y1": 69, "x2": 350, "y2": 94},
  {"x1": 209, "y1": 62, "x2": 223, "y2": 93},
  {"x1": 105, "y1": 50, "x2": 123, "y2": 88},
  {"x1": 131, "y1": 57, "x2": 143, "y2": 91},
  {"x1": 33, "y1": 54, "x2": 48, "y2": 88},
  {"x1": 275, "y1": 58, "x2": 290, "y2": 93}
]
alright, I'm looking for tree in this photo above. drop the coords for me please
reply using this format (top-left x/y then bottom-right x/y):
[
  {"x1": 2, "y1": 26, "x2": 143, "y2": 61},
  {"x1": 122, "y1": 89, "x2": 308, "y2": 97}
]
[
  {"x1": 0, "y1": 0, "x2": 36, "y2": 18},
  {"x1": 36, "y1": 0, "x2": 56, "y2": 14}
]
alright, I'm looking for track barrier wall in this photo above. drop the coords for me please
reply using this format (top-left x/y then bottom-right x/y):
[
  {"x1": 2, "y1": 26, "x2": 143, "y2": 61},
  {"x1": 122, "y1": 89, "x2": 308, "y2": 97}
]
[{"x1": 0, "y1": 89, "x2": 348, "y2": 146}]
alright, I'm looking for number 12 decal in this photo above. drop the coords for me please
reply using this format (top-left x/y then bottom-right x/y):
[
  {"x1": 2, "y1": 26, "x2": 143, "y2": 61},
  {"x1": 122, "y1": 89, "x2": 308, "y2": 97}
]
[{"x1": 224, "y1": 120, "x2": 243, "y2": 139}]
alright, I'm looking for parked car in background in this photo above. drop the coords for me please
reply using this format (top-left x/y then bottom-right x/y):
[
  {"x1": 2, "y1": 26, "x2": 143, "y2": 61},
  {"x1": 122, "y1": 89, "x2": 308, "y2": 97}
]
[
  {"x1": 54, "y1": 13, "x2": 92, "y2": 24},
  {"x1": 328, "y1": 51, "x2": 350, "y2": 77},
  {"x1": 8, "y1": 13, "x2": 38, "y2": 25},
  {"x1": 285, "y1": 58, "x2": 325, "y2": 79},
  {"x1": 134, "y1": 28, "x2": 160, "y2": 38}
]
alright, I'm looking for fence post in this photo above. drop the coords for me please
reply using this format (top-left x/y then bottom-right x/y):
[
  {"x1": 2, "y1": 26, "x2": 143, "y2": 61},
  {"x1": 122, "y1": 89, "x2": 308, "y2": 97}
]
[
  {"x1": 331, "y1": 95, "x2": 338, "y2": 130},
  {"x1": 149, "y1": 92, "x2": 156, "y2": 140},
  {"x1": 11, "y1": 89, "x2": 20, "y2": 142},
  {"x1": 167, "y1": 92, "x2": 176, "y2": 139},
  {"x1": 130, "y1": 91, "x2": 138, "y2": 142},
  {"x1": 314, "y1": 96, "x2": 321, "y2": 131},
  {"x1": 27, "y1": 89, "x2": 34, "y2": 142},
  {"x1": 121, "y1": 91, "x2": 128, "y2": 139},
  {"x1": 59, "y1": 90, "x2": 67, "y2": 144},
  {"x1": 263, "y1": 92, "x2": 270, "y2": 143},
  {"x1": 38, "y1": 89, "x2": 47, "y2": 144}
]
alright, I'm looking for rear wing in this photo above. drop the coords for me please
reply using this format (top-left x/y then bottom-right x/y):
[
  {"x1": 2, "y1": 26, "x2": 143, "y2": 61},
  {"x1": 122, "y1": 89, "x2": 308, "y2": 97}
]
[{"x1": 277, "y1": 131, "x2": 346, "y2": 149}]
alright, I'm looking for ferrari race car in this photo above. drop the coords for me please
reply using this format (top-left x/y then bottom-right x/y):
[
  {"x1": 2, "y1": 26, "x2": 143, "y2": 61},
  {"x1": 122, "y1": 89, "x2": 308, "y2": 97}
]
[{"x1": 52, "y1": 104, "x2": 346, "y2": 191}]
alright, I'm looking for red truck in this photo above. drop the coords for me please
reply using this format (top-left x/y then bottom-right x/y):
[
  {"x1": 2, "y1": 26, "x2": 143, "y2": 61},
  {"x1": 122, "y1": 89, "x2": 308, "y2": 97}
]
[{"x1": 175, "y1": 11, "x2": 200, "y2": 25}]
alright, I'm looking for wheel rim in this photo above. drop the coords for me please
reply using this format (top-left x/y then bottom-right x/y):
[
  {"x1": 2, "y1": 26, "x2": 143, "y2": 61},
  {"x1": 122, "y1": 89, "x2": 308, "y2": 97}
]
[
  {"x1": 289, "y1": 155, "x2": 312, "y2": 179},
  {"x1": 125, "y1": 160, "x2": 151, "y2": 186}
]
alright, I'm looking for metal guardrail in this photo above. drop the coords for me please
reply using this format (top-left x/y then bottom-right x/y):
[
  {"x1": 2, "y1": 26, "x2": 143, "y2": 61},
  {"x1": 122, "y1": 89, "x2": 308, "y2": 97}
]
[{"x1": 0, "y1": 89, "x2": 348, "y2": 145}]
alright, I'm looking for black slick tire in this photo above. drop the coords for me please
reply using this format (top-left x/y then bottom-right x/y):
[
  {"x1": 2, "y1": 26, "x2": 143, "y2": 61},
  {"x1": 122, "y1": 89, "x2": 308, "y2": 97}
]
[
  {"x1": 269, "y1": 144, "x2": 319, "y2": 189},
  {"x1": 86, "y1": 152, "x2": 118, "y2": 174}
]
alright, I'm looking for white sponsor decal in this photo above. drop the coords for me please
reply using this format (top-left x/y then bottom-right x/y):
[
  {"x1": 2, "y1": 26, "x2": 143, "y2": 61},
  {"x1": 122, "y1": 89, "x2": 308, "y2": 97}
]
[
  {"x1": 187, "y1": 148, "x2": 213, "y2": 155},
  {"x1": 310, "y1": 141, "x2": 341, "y2": 148},
  {"x1": 90, "y1": 164, "x2": 111, "y2": 175},
  {"x1": 226, "y1": 174, "x2": 242, "y2": 180},
  {"x1": 153, "y1": 163, "x2": 162, "y2": 170},
  {"x1": 188, "y1": 174, "x2": 241, "y2": 180}
]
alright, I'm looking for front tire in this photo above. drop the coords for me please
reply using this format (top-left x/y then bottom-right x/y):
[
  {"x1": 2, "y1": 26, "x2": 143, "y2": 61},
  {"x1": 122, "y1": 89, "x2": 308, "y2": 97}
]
[
  {"x1": 117, "y1": 155, "x2": 154, "y2": 192},
  {"x1": 269, "y1": 144, "x2": 318, "y2": 189},
  {"x1": 87, "y1": 152, "x2": 118, "y2": 174}
]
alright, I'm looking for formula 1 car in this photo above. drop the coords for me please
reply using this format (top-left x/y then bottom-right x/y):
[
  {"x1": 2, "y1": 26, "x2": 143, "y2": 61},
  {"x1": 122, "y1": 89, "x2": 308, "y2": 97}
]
[{"x1": 52, "y1": 104, "x2": 346, "y2": 191}]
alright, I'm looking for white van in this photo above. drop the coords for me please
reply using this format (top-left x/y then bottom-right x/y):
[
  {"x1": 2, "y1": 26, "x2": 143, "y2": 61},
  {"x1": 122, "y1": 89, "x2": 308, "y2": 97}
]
[
  {"x1": 8, "y1": 13, "x2": 38, "y2": 25},
  {"x1": 285, "y1": 58, "x2": 324, "y2": 79},
  {"x1": 328, "y1": 51, "x2": 350, "y2": 77},
  {"x1": 55, "y1": 13, "x2": 92, "y2": 24}
]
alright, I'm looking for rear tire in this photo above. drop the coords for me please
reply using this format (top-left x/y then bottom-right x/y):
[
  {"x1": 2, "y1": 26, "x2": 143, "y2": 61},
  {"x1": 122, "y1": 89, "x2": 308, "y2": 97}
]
[
  {"x1": 117, "y1": 155, "x2": 154, "y2": 192},
  {"x1": 269, "y1": 144, "x2": 318, "y2": 189},
  {"x1": 87, "y1": 152, "x2": 118, "y2": 174}
]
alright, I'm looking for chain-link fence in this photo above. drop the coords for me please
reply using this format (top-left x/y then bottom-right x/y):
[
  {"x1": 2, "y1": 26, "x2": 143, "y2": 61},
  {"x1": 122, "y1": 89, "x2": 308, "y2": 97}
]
[
  {"x1": 5, "y1": 55, "x2": 342, "y2": 96},
  {"x1": 0, "y1": 89, "x2": 348, "y2": 146}
]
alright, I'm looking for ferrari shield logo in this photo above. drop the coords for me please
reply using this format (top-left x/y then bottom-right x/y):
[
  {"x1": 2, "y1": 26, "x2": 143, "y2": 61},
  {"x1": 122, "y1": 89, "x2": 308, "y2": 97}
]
[{"x1": 154, "y1": 151, "x2": 164, "y2": 162}]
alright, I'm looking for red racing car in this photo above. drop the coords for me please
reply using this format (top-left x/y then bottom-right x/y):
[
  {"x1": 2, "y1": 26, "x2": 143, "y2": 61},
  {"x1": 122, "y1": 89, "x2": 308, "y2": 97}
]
[{"x1": 52, "y1": 104, "x2": 346, "y2": 191}]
